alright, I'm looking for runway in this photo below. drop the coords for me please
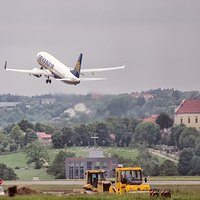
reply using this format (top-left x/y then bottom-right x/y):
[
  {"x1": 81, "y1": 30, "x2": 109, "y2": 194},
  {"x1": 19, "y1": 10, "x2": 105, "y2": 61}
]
[{"x1": 3, "y1": 180, "x2": 200, "y2": 186}]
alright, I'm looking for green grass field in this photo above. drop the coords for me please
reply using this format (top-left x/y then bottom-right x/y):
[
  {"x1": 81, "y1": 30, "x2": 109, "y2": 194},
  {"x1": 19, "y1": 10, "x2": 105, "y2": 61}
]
[
  {"x1": 0, "y1": 147, "x2": 199, "y2": 199},
  {"x1": 0, "y1": 147, "x2": 139, "y2": 180},
  {"x1": 0, "y1": 147, "x2": 200, "y2": 182},
  {"x1": 105, "y1": 147, "x2": 139, "y2": 160},
  {"x1": 0, "y1": 147, "x2": 90, "y2": 180},
  {"x1": 0, "y1": 185, "x2": 200, "y2": 200}
]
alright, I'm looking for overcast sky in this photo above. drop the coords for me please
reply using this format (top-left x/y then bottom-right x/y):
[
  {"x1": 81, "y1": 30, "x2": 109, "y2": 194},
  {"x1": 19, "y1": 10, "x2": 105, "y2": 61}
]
[{"x1": 1, "y1": 0, "x2": 200, "y2": 96}]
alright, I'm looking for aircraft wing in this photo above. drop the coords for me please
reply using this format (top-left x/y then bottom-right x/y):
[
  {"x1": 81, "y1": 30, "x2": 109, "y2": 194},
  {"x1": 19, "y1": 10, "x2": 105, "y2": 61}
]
[
  {"x1": 56, "y1": 77, "x2": 106, "y2": 81},
  {"x1": 81, "y1": 65, "x2": 125, "y2": 73},
  {"x1": 4, "y1": 62, "x2": 52, "y2": 76}
]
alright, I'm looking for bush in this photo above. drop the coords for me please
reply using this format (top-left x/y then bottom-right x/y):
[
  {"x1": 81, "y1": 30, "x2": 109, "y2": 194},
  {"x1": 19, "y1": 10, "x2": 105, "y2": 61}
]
[{"x1": 0, "y1": 163, "x2": 18, "y2": 180}]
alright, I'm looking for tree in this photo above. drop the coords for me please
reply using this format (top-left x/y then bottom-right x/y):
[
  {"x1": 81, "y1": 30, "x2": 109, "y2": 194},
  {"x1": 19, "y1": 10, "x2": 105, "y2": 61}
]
[
  {"x1": 94, "y1": 122, "x2": 112, "y2": 146},
  {"x1": 74, "y1": 124, "x2": 91, "y2": 146},
  {"x1": 107, "y1": 96, "x2": 133, "y2": 116},
  {"x1": 179, "y1": 127, "x2": 200, "y2": 149},
  {"x1": 52, "y1": 130, "x2": 65, "y2": 148},
  {"x1": 25, "y1": 141, "x2": 49, "y2": 169},
  {"x1": 149, "y1": 163, "x2": 160, "y2": 176},
  {"x1": 61, "y1": 127, "x2": 74, "y2": 147},
  {"x1": 47, "y1": 151, "x2": 75, "y2": 179},
  {"x1": 131, "y1": 122, "x2": 161, "y2": 147},
  {"x1": 107, "y1": 117, "x2": 139, "y2": 147},
  {"x1": 169, "y1": 124, "x2": 186, "y2": 147},
  {"x1": 178, "y1": 148, "x2": 194, "y2": 175},
  {"x1": 159, "y1": 160, "x2": 178, "y2": 176},
  {"x1": 195, "y1": 143, "x2": 200, "y2": 156},
  {"x1": 35, "y1": 122, "x2": 46, "y2": 132},
  {"x1": 133, "y1": 148, "x2": 160, "y2": 176},
  {"x1": 10, "y1": 125, "x2": 25, "y2": 148},
  {"x1": 156, "y1": 112, "x2": 173, "y2": 130},
  {"x1": 18, "y1": 119, "x2": 34, "y2": 132},
  {"x1": 35, "y1": 123, "x2": 55, "y2": 134},
  {"x1": 0, "y1": 131, "x2": 9, "y2": 149},
  {"x1": 189, "y1": 156, "x2": 200, "y2": 175},
  {"x1": 0, "y1": 163, "x2": 18, "y2": 180},
  {"x1": 23, "y1": 128, "x2": 38, "y2": 146},
  {"x1": 3, "y1": 124, "x2": 16, "y2": 134}
]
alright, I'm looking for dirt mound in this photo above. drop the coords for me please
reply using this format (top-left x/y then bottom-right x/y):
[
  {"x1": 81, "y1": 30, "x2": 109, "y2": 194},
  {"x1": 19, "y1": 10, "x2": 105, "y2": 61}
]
[{"x1": 7, "y1": 185, "x2": 39, "y2": 197}]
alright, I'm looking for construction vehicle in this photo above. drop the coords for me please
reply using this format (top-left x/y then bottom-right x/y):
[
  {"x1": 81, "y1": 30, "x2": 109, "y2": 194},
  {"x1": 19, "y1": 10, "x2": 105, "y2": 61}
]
[
  {"x1": 83, "y1": 167, "x2": 171, "y2": 197},
  {"x1": 83, "y1": 167, "x2": 149, "y2": 194},
  {"x1": 83, "y1": 169, "x2": 111, "y2": 193},
  {"x1": 109, "y1": 167, "x2": 150, "y2": 194}
]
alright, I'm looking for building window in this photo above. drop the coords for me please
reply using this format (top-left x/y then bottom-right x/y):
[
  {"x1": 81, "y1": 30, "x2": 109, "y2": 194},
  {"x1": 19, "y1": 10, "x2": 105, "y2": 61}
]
[
  {"x1": 102, "y1": 161, "x2": 108, "y2": 169},
  {"x1": 188, "y1": 117, "x2": 190, "y2": 123},
  {"x1": 75, "y1": 162, "x2": 79, "y2": 179},
  {"x1": 80, "y1": 166, "x2": 84, "y2": 179},
  {"x1": 180, "y1": 118, "x2": 183, "y2": 124},
  {"x1": 69, "y1": 166, "x2": 74, "y2": 179},
  {"x1": 195, "y1": 116, "x2": 198, "y2": 123},
  {"x1": 87, "y1": 161, "x2": 92, "y2": 170},
  {"x1": 80, "y1": 162, "x2": 84, "y2": 179},
  {"x1": 75, "y1": 168, "x2": 79, "y2": 179},
  {"x1": 94, "y1": 162, "x2": 100, "y2": 170}
]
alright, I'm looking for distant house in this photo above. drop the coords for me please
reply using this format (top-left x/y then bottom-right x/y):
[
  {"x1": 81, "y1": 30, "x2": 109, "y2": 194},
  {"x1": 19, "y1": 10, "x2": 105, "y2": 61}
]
[
  {"x1": 174, "y1": 99, "x2": 200, "y2": 130},
  {"x1": 0, "y1": 102, "x2": 20, "y2": 108},
  {"x1": 41, "y1": 98, "x2": 55, "y2": 105},
  {"x1": 142, "y1": 93, "x2": 154, "y2": 101},
  {"x1": 130, "y1": 92, "x2": 154, "y2": 101},
  {"x1": 36, "y1": 132, "x2": 52, "y2": 145},
  {"x1": 130, "y1": 92, "x2": 141, "y2": 98}
]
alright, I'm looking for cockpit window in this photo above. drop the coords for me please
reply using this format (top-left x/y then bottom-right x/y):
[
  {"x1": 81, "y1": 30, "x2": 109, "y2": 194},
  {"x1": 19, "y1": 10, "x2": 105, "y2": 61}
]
[{"x1": 121, "y1": 170, "x2": 142, "y2": 185}]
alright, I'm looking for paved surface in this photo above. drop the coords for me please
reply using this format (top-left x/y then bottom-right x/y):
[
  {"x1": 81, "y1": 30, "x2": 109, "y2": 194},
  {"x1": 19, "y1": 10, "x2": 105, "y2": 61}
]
[
  {"x1": 149, "y1": 180, "x2": 200, "y2": 185},
  {"x1": 3, "y1": 180, "x2": 200, "y2": 186},
  {"x1": 148, "y1": 149, "x2": 179, "y2": 163},
  {"x1": 3, "y1": 180, "x2": 85, "y2": 185}
]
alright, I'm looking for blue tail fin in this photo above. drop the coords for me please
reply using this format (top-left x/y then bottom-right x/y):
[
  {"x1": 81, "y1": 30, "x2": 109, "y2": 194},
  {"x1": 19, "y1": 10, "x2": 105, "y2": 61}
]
[{"x1": 70, "y1": 53, "x2": 82, "y2": 78}]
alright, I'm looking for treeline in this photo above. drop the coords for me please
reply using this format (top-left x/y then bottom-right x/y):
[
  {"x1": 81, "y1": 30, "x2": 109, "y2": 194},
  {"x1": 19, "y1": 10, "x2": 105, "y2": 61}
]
[
  {"x1": 0, "y1": 114, "x2": 173, "y2": 151},
  {"x1": 1, "y1": 114, "x2": 200, "y2": 177},
  {"x1": 1, "y1": 88, "x2": 200, "y2": 126}
]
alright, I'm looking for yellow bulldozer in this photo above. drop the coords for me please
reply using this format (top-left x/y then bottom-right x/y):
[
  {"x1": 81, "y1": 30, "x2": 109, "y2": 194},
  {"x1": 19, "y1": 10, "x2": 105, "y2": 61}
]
[
  {"x1": 109, "y1": 167, "x2": 150, "y2": 194},
  {"x1": 83, "y1": 169, "x2": 112, "y2": 194},
  {"x1": 83, "y1": 167, "x2": 171, "y2": 197},
  {"x1": 83, "y1": 167, "x2": 150, "y2": 194}
]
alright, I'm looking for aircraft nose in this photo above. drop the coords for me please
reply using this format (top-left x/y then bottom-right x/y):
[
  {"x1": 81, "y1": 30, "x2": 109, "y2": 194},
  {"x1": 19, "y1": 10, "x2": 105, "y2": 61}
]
[{"x1": 37, "y1": 52, "x2": 41, "y2": 60}]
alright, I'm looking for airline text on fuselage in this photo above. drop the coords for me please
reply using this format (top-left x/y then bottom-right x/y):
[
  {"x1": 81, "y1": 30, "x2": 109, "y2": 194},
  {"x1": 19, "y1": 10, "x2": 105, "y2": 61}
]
[{"x1": 38, "y1": 55, "x2": 54, "y2": 68}]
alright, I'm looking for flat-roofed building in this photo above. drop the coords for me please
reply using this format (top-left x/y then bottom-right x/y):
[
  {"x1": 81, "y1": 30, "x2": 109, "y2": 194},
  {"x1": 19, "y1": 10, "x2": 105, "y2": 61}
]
[{"x1": 65, "y1": 149, "x2": 118, "y2": 179}]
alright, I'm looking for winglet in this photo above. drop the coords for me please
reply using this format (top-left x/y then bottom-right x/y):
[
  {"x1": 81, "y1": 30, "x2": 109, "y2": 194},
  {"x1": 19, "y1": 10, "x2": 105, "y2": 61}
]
[
  {"x1": 70, "y1": 53, "x2": 83, "y2": 78},
  {"x1": 4, "y1": 61, "x2": 7, "y2": 70}
]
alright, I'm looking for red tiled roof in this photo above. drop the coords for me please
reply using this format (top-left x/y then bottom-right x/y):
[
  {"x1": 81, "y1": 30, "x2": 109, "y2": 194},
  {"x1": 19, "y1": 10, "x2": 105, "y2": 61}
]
[
  {"x1": 175, "y1": 99, "x2": 200, "y2": 114},
  {"x1": 143, "y1": 115, "x2": 158, "y2": 124},
  {"x1": 36, "y1": 132, "x2": 52, "y2": 139}
]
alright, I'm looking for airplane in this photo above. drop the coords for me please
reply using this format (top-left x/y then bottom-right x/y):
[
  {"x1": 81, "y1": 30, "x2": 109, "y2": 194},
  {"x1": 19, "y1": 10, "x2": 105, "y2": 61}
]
[{"x1": 4, "y1": 52, "x2": 125, "y2": 85}]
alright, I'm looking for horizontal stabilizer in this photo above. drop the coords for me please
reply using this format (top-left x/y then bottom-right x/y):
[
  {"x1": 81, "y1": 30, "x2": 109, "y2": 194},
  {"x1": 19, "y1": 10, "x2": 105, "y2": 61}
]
[
  {"x1": 56, "y1": 78, "x2": 76, "y2": 81},
  {"x1": 81, "y1": 78, "x2": 106, "y2": 81},
  {"x1": 81, "y1": 65, "x2": 125, "y2": 73}
]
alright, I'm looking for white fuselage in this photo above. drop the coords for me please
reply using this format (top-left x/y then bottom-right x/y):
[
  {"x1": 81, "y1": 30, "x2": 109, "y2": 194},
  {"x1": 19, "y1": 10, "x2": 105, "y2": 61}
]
[{"x1": 36, "y1": 52, "x2": 80, "y2": 85}]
